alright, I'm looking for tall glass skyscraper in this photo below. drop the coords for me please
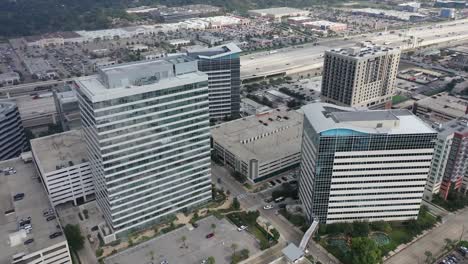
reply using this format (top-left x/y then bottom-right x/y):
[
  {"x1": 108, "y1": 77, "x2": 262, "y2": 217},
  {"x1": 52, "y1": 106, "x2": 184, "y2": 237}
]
[
  {"x1": 300, "y1": 103, "x2": 436, "y2": 224},
  {"x1": 0, "y1": 100, "x2": 27, "y2": 161},
  {"x1": 188, "y1": 43, "x2": 241, "y2": 119},
  {"x1": 75, "y1": 57, "x2": 212, "y2": 236}
]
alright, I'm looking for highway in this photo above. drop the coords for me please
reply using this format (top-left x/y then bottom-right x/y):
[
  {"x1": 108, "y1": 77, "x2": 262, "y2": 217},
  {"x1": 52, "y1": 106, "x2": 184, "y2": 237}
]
[
  {"x1": 240, "y1": 18, "x2": 468, "y2": 80},
  {"x1": 2, "y1": 18, "x2": 468, "y2": 95}
]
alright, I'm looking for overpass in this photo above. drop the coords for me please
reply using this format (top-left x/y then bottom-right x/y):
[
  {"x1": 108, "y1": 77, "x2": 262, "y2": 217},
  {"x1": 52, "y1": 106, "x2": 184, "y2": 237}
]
[{"x1": 240, "y1": 18, "x2": 468, "y2": 82}]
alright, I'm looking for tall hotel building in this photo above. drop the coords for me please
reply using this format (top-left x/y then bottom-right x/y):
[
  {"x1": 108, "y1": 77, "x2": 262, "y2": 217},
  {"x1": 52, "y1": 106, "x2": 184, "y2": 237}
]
[
  {"x1": 299, "y1": 103, "x2": 436, "y2": 224},
  {"x1": 424, "y1": 115, "x2": 468, "y2": 200},
  {"x1": 0, "y1": 100, "x2": 27, "y2": 161},
  {"x1": 321, "y1": 46, "x2": 400, "y2": 109},
  {"x1": 187, "y1": 43, "x2": 241, "y2": 119},
  {"x1": 75, "y1": 57, "x2": 212, "y2": 236}
]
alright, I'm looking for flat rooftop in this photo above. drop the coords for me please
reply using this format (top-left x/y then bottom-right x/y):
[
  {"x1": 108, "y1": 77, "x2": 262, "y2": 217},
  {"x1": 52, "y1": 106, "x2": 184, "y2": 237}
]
[
  {"x1": 435, "y1": 114, "x2": 468, "y2": 137},
  {"x1": 0, "y1": 157, "x2": 65, "y2": 264},
  {"x1": 75, "y1": 58, "x2": 208, "y2": 102},
  {"x1": 30, "y1": 130, "x2": 87, "y2": 174},
  {"x1": 303, "y1": 103, "x2": 435, "y2": 135},
  {"x1": 211, "y1": 108, "x2": 303, "y2": 163},
  {"x1": 249, "y1": 7, "x2": 308, "y2": 16},
  {"x1": 415, "y1": 92, "x2": 468, "y2": 118},
  {"x1": 327, "y1": 46, "x2": 400, "y2": 59}
]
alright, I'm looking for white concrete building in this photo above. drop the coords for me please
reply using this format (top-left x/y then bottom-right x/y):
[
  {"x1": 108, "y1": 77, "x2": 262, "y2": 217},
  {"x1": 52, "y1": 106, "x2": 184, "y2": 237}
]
[
  {"x1": 300, "y1": 103, "x2": 436, "y2": 224},
  {"x1": 212, "y1": 108, "x2": 303, "y2": 183},
  {"x1": 321, "y1": 46, "x2": 401, "y2": 109},
  {"x1": 30, "y1": 130, "x2": 94, "y2": 207},
  {"x1": 424, "y1": 115, "x2": 468, "y2": 200},
  {"x1": 0, "y1": 157, "x2": 72, "y2": 264},
  {"x1": 75, "y1": 57, "x2": 212, "y2": 237}
]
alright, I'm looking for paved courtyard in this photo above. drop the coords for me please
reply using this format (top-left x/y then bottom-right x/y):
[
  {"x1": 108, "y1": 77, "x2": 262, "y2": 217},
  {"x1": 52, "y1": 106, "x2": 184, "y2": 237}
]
[{"x1": 105, "y1": 216, "x2": 260, "y2": 264}]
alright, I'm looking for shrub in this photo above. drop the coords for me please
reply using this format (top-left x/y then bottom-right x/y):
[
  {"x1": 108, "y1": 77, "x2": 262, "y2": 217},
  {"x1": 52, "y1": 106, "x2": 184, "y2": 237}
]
[{"x1": 95, "y1": 248, "x2": 103, "y2": 257}]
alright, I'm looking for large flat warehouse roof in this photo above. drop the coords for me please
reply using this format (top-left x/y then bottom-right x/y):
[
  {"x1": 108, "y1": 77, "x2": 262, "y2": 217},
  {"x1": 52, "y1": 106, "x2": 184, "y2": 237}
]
[
  {"x1": 30, "y1": 130, "x2": 87, "y2": 174},
  {"x1": 0, "y1": 157, "x2": 66, "y2": 264},
  {"x1": 211, "y1": 108, "x2": 303, "y2": 163}
]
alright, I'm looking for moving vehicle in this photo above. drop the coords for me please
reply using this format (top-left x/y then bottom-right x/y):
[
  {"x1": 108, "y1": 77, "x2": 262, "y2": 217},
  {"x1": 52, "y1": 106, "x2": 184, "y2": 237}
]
[
  {"x1": 205, "y1": 233, "x2": 214, "y2": 239},
  {"x1": 24, "y1": 239, "x2": 34, "y2": 245},
  {"x1": 263, "y1": 204, "x2": 274, "y2": 210}
]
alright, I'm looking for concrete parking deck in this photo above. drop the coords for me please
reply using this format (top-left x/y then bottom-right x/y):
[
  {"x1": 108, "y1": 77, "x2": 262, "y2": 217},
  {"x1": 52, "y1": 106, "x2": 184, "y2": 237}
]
[{"x1": 105, "y1": 216, "x2": 260, "y2": 264}]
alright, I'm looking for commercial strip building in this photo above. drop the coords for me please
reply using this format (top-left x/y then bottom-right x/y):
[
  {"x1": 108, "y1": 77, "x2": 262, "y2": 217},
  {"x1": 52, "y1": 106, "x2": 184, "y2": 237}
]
[
  {"x1": 248, "y1": 7, "x2": 309, "y2": 21},
  {"x1": 424, "y1": 115, "x2": 468, "y2": 200},
  {"x1": 212, "y1": 108, "x2": 303, "y2": 183},
  {"x1": 75, "y1": 57, "x2": 212, "y2": 238},
  {"x1": 351, "y1": 8, "x2": 426, "y2": 21},
  {"x1": 0, "y1": 71, "x2": 20, "y2": 86},
  {"x1": 0, "y1": 157, "x2": 72, "y2": 264},
  {"x1": 299, "y1": 103, "x2": 436, "y2": 224},
  {"x1": 413, "y1": 92, "x2": 468, "y2": 123},
  {"x1": 0, "y1": 100, "x2": 27, "y2": 161},
  {"x1": 321, "y1": 46, "x2": 401, "y2": 109},
  {"x1": 30, "y1": 130, "x2": 93, "y2": 207},
  {"x1": 187, "y1": 43, "x2": 242, "y2": 119},
  {"x1": 301, "y1": 21, "x2": 348, "y2": 32}
]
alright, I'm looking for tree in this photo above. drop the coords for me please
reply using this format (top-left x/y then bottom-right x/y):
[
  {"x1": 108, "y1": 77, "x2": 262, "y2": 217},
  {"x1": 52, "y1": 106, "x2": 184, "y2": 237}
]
[
  {"x1": 444, "y1": 238, "x2": 454, "y2": 251},
  {"x1": 424, "y1": 251, "x2": 433, "y2": 264},
  {"x1": 270, "y1": 228, "x2": 280, "y2": 240},
  {"x1": 350, "y1": 237, "x2": 382, "y2": 264},
  {"x1": 232, "y1": 197, "x2": 240, "y2": 210},
  {"x1": 181, "y1": 235, "x2": 187, "y2": 248},
  {"x1": 231, "y1": 243, "x2": 238, "y2": 255},
  {"x1": 206, "y1": 256, "x2": 215, "y2": 264},
  {"x1": 64, "y1": 224, "x2": 85, "y2": 251},
  {"x1": 352, "y1": 221, "x2": 370, "y2": 237}
]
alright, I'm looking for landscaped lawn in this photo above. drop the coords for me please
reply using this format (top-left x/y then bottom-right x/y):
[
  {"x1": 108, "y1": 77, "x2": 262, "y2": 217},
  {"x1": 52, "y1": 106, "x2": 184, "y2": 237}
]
[
  {"x1": 392, "y1": 95, "x2": 409, "y2": 105},
  {"x1": 316, "y1": 206, "x2": 439, "y2": 264},
  {"x1": 226, "y1": 211, "x2": 277, "y2": 249}
]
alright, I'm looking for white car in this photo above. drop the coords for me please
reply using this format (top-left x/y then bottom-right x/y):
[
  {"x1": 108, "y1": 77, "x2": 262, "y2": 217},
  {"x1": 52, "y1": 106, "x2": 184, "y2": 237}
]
[
  {"x1": 263, "y1": 204, "x2": 274, "y2": 210},
  {"x1": 237, "y1": 225, "x2": 247, "y2": 231}
]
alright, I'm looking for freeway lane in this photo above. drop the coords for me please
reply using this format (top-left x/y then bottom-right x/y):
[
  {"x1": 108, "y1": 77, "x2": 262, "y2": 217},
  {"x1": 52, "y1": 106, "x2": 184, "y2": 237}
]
[{"x1": 240, "y1": 18, "x2": 468, "y2": 79}]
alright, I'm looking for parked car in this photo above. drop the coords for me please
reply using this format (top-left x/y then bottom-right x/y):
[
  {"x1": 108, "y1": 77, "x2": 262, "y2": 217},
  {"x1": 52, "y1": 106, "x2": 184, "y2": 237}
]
[
  {"x1": 205, "y1": 233, "x2": 214, "y2": 239},
  {"x1": 274, "y1": 197, "x2": 285, "y2": 203},
  {"x1": 192, "y1": 223, "x2": 198, "y2": 228},
  {"x1": 264, "y1": 198, "x2": 273, "y2": 203},
  {"x1": 263, "y1": 204, "x2": 274, "y2": 210},
  {"x1": 24, "y1": 239, "x2": 34, "y2": 245},
  {"x1": 49, "y1": 232, "x2": 62, "y2": 239},
  {"x1": 13, "y1": 193, "x2": 25, "y2": 201},
  {"x1": 91, "y1": 226, "x2": 99, "y2": 231},
  {"x1": 237, "y1": 225, "x2": 247, "y2": 231},
  {"x1": 46, "y1": 215, "x2": 56, "y2": 221}
]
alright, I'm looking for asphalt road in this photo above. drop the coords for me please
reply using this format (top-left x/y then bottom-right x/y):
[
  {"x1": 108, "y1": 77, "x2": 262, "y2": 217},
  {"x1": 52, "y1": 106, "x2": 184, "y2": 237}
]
[{"x1": 211, "y1": 163, "x2": 339, "y2": 264}]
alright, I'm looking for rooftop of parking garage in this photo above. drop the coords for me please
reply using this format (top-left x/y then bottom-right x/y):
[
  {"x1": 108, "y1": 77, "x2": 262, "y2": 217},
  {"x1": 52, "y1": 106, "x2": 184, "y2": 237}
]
[
  {"x1": 0, "y1": 157, "x2": 66, "y2": 264},
  {"x1": 30, "y1": 129, "x2": 88, "y2": 174},
  {"x1": 211, "y1": 107, "x2": 303, "y2": 163}
]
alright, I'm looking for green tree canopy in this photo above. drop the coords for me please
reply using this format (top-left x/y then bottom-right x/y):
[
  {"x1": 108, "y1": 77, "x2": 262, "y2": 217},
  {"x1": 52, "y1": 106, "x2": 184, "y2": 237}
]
[
  {"x1": 350, "y1": 237, "x2": 382, "y2": 264},
  {"x1": 64, "y1": 224, "x2": 85, "y2": 251}
]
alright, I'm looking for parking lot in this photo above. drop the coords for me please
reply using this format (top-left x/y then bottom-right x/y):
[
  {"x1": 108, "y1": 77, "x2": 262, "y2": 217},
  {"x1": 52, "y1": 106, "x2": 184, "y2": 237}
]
[
  {"x1": 436, "y1": 248, "x2": 468, "y2": 264},
  {"x1": 105, "y1": 216, "x2": 260, "y2": 264}
]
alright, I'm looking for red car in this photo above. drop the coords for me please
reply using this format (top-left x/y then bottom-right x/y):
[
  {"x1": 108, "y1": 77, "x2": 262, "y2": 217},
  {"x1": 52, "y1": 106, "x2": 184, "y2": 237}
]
[{"x1": 205, "y1": 233, "x2": 214, "y2": 239}]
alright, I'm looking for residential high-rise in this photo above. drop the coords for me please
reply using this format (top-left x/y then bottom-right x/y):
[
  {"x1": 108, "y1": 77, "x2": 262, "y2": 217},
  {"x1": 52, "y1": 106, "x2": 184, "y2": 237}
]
[
  {"x1": 0, "y1": 100, "x2": 27, "y2": 161},
  {"x1": 299, "y1": 103, "x2": 436, "y2": 224},
  {"x1": 424, "y1": 115, "x2": 468, "y2": 200},
  {"x1": 75, "y1": 57, "x2": 212, "y2": 237},
  {"x1": 321, "y1": 46, "x2": 401, "y2": 109},
  {"x1": 187, "y1": 43, "x2": 241, "y2": 119}
]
